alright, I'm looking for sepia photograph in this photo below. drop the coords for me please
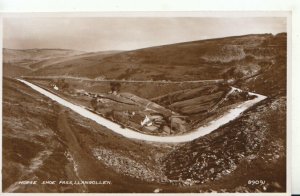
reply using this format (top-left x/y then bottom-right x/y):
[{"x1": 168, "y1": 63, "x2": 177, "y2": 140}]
[{"x1": 1, "y1": 13, "x2": 288, "y2": 193}]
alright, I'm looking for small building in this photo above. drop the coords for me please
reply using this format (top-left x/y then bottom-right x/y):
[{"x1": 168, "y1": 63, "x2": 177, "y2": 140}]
[
  {"x1": 53, "y1": 85, "x2": 59, "y2": 91},
  {"x1": 141, "y1": 115, "x2": 152, "y2": 127}
]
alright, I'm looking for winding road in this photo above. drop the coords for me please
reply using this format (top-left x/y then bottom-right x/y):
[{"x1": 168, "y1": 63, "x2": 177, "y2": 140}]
[{"x1": 18, "y1": 79, "x2": 267, "y2": 143}]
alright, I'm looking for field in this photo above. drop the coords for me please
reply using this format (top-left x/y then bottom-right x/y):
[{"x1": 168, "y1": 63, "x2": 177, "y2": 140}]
[{"x1": 23, "y1": 77, "x2": 255, "y2": 136}]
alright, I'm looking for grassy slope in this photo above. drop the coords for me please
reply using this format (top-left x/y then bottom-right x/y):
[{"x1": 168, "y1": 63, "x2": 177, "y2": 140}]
[
  {"x1": 2, "y1": 78, "x2": 176, "y2": 193},
  {"x1": 163, "y1": 97, "x2": 286, "y2": 192},
  {"x1": 2, "y1": 48, "x2": 86, "y2": 77},
  {"x1": 28, "y1": 33, "x2": 285, "y2": 83},
  {"x1": 3, "y1": 48, "x2": 122, "y2": 78},
  {"x1": 159, "y1": 34, "x2": 287, "y2": 192},
  {"x1": 2, "y1": 76, "x2": 286, "y2": 193},
  {"x1": 3, "y1": 63, "x2": 32, "y2": 77},
  {"x1": 3, "y1": 33, "x2": 287, "y2": 193},
  {"x1": 3, "y1": 48, "x2": 85, "y2": 65},
  {"x1": 27, "y1": 50, "x2": 121, "y2": 71},
  {"x1": 235, "y1": 33, "x2": 287, "y2": 97},
  {"x1": 3, "y1": 48, "x2": 86, "y2": 60}
]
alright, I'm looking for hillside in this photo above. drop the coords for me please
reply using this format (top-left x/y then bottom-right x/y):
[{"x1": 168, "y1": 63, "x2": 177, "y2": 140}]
[
  {"x1": 27, "y1": 33, "x2": 286, "y2": 92},
  {"x1": 2, "y1": 78, "x2": 172, "y2": 192},
  {"x1": 3, "y1": 48, "x2": 85, "y2": 67},
  {"x1": 3, "y1": 48, "x2": 85, "y2": 77},
  {"x1": 27, "y1": 50, "x2": 121, "y2": 70},
  {"x1": 3, "y1": 48, "x2": 121, "y2": 77},
  {"x1": 2, "y1": 33, "x2": 287, "y2": 193},
  {"x1": 163, "y1": 97, "x2": 286, "y2": 192},
  {"x1": 234, "y1": 33, "x2": 287, "y2": 96}
]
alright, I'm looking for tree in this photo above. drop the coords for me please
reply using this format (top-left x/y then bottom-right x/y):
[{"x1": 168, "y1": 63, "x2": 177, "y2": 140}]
[
  {"x1": 91, "y1": 97, "x2": 98, "y2": 110},
  {"x1": 110, "y1": 82, "x2": 121, "y2": 93},
  {"x1": 57, "y1": 78, "x2": 69, "y2": 92}
]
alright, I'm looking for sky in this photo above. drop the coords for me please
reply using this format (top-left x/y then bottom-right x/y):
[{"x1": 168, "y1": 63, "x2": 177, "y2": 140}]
[{"x1": 3, "y1": 17, "x2": 286, "y2": 52}]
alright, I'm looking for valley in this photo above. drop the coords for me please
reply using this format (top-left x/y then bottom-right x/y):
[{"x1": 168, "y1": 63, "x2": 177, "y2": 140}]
[{"x1": 2, "y1": 33, "x2": 287, "y2": 193}]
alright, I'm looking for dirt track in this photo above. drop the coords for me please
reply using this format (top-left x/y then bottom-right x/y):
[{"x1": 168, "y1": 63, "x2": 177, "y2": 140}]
[
  {"x1": 55, "y1": 107, "x2": 161, "y2": 193},
  {"x1": 22, "y1": 76, "x2": 224, "y2": 84}
]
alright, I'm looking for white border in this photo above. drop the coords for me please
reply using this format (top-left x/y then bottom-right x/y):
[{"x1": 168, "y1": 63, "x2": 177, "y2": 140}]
[
  {"x1": 0, "y1": 0, "x2": 296, "y2": 12},
  {"x1": 0, "y1": 1, "x2": 297, "y2": 195}
]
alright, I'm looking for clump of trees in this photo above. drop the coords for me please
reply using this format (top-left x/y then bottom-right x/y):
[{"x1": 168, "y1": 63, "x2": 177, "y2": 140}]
[
  {"x1": 110, "y1": 82, "x2": 121, "y2": 93},
  {"x1": 56, "y1": 79, "x2": 69, "y2": 91}
]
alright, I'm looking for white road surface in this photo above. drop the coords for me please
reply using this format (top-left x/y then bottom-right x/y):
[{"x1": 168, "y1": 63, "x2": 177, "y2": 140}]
[{"x1": 18, "y1": 79, "x2": 267, "y2": 143}]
